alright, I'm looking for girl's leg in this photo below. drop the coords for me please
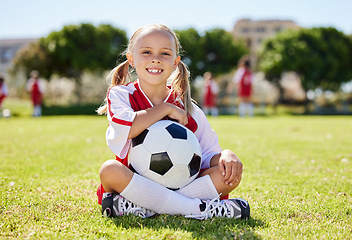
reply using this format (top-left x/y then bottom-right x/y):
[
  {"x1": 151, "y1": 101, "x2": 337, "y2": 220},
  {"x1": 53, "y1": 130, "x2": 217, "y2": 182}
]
[
  {"x1": 176, "y1": 175, "x2": 219, "y2": 200},
  {"x1": 199, "y1": 166, "x2": 241, "y2": 198},
  {"x1": 99, "y1": 159, "x2": 133, "y2": 193},
  {"x1": 33, "y1": 105, "x2": 41, "y2": 117},
  {"x1": 238, "y1": 102, "x2": 245, "y2": 117},
  {"x1": 211, "y1": 107, "x2": 218, "y2": 117},
  {"x1": 247, "y1": 102, "x2": 254, "y2": 117},
  {"x1": 38, "y1": 105, "x2": 42, "y2": 117},
  {"x1": 100, "y1": 160, "x2": 202, "y2": 216},
  {"x1": 100, "y1": 160, "x2": 249, "y2": 219}
]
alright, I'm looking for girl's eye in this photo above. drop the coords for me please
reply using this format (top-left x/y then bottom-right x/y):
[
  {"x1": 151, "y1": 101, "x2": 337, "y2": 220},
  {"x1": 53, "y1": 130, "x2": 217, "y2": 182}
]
[
  {"x1": 142, "y1": 51, "x2": 151, "y2": 54},
  {"x1": 162, "y1": 52, "x2": 171, "y2": 56}
]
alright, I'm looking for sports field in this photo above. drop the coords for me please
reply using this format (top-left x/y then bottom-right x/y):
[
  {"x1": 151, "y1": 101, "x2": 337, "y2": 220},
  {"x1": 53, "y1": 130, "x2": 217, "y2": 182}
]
[{"x1": 1, "y1": 114, "x2": 351, "y2": 239}]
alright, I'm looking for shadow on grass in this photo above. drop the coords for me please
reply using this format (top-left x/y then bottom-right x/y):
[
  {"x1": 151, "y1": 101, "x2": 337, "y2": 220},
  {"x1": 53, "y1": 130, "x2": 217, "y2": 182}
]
[{"x1": 111, "y1": 214, "x2": 265, "y2": 239}]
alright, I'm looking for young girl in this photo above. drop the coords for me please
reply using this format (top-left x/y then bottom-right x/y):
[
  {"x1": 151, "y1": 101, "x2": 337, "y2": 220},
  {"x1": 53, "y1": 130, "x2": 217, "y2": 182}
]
[
  {"x1": 26, "y1": 70, "x2": 45, "y2": 117},
  {"x1": 97, "y1": 24, "x2": 250, "y2": 219},
  {"x1": 0, "y1": 76, "x2": 8, "y2": 113},
  {"x1": 202, "y1": 72, "x2": 219, "y2": 116},
  {"x1": 227, "y1": 58, "x2": 254, "y2": 117}
]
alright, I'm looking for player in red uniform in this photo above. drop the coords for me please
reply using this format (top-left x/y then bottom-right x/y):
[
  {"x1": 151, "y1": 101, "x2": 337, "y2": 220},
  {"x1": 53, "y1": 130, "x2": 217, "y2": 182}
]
[
  {"x1": 202, "y1": 72, "x2": 219, "y2": 116},
  {"x1": 96, "y1": 24, "x2": 250, "y2": 219},
  {"x1": 0, "y1": 76, "x2": 8, "y2": 114},
  {"x1": 228, "y1": 59, "x2": 254, "y2": 117},
  {"x1": 26, "y1": 71, "x2": 45, "y2": 117}
]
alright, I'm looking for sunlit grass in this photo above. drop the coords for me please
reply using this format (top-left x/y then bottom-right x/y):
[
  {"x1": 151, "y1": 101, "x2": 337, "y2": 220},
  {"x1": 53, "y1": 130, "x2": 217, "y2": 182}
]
[{"x1": 1, "y1": 114, "x2": 351, "y2": 239}]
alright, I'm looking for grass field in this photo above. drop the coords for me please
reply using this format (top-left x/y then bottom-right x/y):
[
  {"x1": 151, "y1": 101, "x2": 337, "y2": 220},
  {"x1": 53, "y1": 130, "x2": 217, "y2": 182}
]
[{"x1": 1, "y1": 114, "x2": 351, "y2": 239}]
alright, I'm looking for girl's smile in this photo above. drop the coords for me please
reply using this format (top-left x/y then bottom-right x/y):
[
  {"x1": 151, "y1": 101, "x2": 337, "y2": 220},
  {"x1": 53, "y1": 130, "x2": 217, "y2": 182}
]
[
  {"x1": 127, "y1": 29, "x2": 180, "y2": 89},
  {"x1": 147, "y1": 68, "x2": 163, "y2": 74}
]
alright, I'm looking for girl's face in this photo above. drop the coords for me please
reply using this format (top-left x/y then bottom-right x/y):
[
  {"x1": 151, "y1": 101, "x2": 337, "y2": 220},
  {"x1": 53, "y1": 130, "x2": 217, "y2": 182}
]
[{"x1": 127, "y1": 29, "x2": 180, "y2": 88}]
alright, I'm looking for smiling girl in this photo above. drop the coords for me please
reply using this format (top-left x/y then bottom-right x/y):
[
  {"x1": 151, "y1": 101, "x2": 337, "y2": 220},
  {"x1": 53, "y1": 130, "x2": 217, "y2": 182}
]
[{"x1": 97, "y1": 24, "x2": 250, "y2": 219}]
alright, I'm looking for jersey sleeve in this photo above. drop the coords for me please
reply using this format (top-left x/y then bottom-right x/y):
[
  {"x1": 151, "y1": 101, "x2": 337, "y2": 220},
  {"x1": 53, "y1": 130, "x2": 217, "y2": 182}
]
[
  {"x1": 39, "y1": 79, "x2": 46, "y2": 93},
  {"x1": 106, "y1": 85, "x2": 137, "y2": 159},
  {"x1": 25, "y1": 79, "x2": 33, "y2": 92},
  {"x1": 232, "y1": 68, "x2": 245, "y2": 84},
  {"x1": 1, "y1": 84, "x2": 8, "y2": 96},
  {"x1": 211, "y1": 81, "x2": 219, "y2": 95},
  {"x1": 192, "y1": 103, "x2": 222, "y2": 169}
]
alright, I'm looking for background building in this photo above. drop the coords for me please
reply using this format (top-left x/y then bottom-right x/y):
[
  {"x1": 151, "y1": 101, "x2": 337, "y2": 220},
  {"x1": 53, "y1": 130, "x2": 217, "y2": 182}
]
[
  {"x1": 231, "y1": 19, "x2": 299, "y2": 68},
  {"x1": 0, "y1": 38, "x2": 37, "y2": 77}
]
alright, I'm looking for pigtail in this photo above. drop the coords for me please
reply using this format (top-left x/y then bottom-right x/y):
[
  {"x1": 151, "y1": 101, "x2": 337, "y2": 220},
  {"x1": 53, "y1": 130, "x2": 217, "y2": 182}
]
[
  {"x1": 171, "y1": 60, "x2": 194, "y2": 115},
  {"x1": 111, "y1": 60, "x2": 131, "y2": 86},
  {"x1": 96, "y1": 60, "x2": 131, "y2": 115}
]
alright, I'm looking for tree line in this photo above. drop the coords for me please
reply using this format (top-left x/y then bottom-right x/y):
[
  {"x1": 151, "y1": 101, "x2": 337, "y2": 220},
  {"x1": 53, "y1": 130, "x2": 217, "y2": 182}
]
[
  {"x1": 11, "y1": 23, "x2": 352, "y2": 103},
  {"x1": 258, "y1": 27, "x2": 352, "y2": 99}
]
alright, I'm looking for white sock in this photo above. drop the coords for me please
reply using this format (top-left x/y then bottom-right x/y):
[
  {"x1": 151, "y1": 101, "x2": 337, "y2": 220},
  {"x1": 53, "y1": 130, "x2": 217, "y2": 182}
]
[
  {"x1": 34, "y1": 105, "x2": 41, "y2": 117},
  {"x1": 239, "y1": 103, "x2": 245, "y2": 117},
  {"x1": 176, "y1": 175, "x2": 219, "y2": 200},
  {"x1": 247, "y1": 103, "x2": 254, "y2": 117},
  {"x1": 120, "y1": 173, "x2": 202, "y2": 216}
]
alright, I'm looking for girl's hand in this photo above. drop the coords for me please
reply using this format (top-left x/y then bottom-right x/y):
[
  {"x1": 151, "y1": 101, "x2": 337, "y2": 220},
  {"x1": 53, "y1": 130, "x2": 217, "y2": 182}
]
[
  {"x1": 166, "y1": 103, "x2": 188, "y2": 125},
  {"x1": 129, "y1": 103, "x2": 188, "y2": 139},
  {"x1": 218, "y1": 149, "x2": 243, "y2": 185}
]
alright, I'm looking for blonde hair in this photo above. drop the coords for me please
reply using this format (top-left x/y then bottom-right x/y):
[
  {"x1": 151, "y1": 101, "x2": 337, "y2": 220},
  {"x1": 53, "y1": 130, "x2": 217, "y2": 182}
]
[
  {"x1": 30, "y1": 70, "x2": 39, "y2": 78},
  {"x1": 97, "y1": 24, "x2": 193, "y2": 115}
]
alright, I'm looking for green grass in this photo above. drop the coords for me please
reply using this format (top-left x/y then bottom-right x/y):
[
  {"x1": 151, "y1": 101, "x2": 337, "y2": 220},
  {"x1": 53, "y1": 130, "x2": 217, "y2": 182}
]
[{"x1": 1, "y1": 114, "x2": 351, "y2": 239}]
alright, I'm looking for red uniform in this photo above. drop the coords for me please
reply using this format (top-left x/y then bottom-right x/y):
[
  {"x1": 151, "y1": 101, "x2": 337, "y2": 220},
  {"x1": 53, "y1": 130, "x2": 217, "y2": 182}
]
[
  {"x1": 30, "y1": 80, "x2": 43, "y2": 105},
  {"x1": 0, "y1": 82, "x2": 7, "y2": 107},
  {"x1": 97, "y1": 80, "x2": 227, "y2": 205},
  {"x1": 237, "y1": 69, "x2": 253, "y2": 98},
  {"x1": 203, "y1": 80, "x2": 218, "y2": 108}
]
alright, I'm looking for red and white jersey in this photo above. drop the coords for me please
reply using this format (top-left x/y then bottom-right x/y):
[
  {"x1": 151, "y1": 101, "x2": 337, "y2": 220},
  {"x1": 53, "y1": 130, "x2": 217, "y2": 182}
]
[
  {"x1": 232, "y1": 67, "x2": 253, "y2": 97},
  {"x1": 26, "y1": 78, "x2": 46, "y2": 93},
  {"x1": 26, "y1": 78, "x2": 46, "y2": 105},
  {"x1": 0, "y1": 82, "x2": 8, "y2": 97},
  {"x1": 106, "y1": 80, "x2": 222, "y2": 170},
  {"x1": 0, "y1": 82, "x2": 8, "y2": 105},
  {"x1": 203, "y1": 80, "x2": 219, "y2": 108}
]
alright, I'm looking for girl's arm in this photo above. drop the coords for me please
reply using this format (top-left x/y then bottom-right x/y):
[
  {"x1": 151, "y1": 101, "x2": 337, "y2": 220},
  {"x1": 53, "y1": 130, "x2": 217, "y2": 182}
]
[{"x1": 128, "y1": 102, "x2": 188, "y2": 139}]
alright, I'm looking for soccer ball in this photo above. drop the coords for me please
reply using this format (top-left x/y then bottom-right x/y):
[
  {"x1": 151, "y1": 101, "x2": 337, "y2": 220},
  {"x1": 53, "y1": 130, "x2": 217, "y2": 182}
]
[
  {"x1": 128, "y1": 120, "x2": 202, "y2": 190},
  {"x1": 2, "y1": 109, "x2": 10, "y2": 118}
]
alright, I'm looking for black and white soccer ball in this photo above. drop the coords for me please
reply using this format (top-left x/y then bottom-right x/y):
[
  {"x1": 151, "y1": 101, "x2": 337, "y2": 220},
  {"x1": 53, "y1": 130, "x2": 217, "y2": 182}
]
[{"x1": 128, "y1": 120, "x2": 202, "y2": 190}]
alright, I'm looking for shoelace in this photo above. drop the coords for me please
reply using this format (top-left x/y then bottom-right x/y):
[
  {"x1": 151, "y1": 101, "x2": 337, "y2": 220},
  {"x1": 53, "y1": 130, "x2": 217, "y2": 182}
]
[
  {"x1": 185, "y1": 195, "x2": 223, "y2": 220},
  {"x1": 185, "y1": 195, "x2": 243, "y2": 220},
  {"x1": 126, "y1": 207, "x2": 146, "y2": 218},
  {"x1": 114, "y1": 195, "x2": 148, "y2": 218}
]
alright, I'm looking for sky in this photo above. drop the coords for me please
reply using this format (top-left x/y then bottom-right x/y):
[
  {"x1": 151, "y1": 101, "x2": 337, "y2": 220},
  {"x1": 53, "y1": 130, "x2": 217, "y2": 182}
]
[{"x1": 1, "y1": 0, "x2": 352, "y2": 39}]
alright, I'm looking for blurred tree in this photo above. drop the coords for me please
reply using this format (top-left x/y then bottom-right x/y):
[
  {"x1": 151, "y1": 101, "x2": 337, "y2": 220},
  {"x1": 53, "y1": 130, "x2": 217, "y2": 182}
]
[
  {"x1": 176, "y1": 28, "x2": 248, "y2": 78},
  {"x1": 11, "y1": 40, "x2": 51, "y2": 78},
  {"x1": 200, "y1": 29, "x2": 248, "y2": 77},
  {"x1": 258, "y1": 27, "x2": 352, "y2": 96},
  {"x1": 12, "y1": 23, "x2": 128, "y2": 102},
  {"x1": 175, "y1": 28, "x2": 202, "y2": 77}
]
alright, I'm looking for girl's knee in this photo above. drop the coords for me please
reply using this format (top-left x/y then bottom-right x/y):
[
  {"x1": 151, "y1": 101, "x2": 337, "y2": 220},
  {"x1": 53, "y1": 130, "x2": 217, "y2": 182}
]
[
  {"x1": 229, "y1": 175, "x2": 241, "y2": 189},
  {"x1": 99, "y1": 160, "x2": 133, "y2": 193},
  {"x1": 100, "y1": 159, "x2": 117, "y2": 174},
  {"x1": 99, "y1": 159, "x2": 124, "y2": 180}
]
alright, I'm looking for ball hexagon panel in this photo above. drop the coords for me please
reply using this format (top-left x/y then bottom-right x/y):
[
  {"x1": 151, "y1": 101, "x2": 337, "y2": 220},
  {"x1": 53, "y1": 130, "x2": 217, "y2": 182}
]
[
  {"x1": 160, "y1": 165, "x2": 192, "y2": 189},
  {"x1": 143, "y1": 128, "x2": 173, "y2": 154},
  {"x1": 185, "y1": 128, "x2": 202, "y2": 157},
  {"x1": 128, "y1": 145, "x2": 152, "y2": 175},
  {"x1": 167, "y1": 139, "x2": 194, "y2": 165}
]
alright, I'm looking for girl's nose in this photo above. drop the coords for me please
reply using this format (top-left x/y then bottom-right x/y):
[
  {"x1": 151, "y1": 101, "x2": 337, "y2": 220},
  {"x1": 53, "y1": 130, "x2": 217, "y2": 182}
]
[{"x1": 151, "y1": 58, "x2": 161, "y2": 64}]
